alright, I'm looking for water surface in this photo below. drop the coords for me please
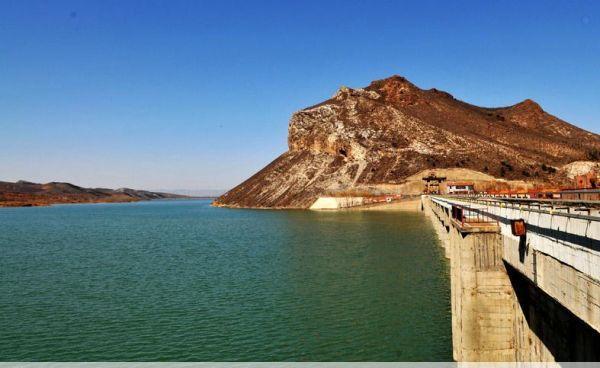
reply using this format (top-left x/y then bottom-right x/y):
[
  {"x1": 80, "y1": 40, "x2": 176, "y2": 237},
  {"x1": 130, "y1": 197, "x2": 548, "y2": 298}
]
[{"x1": 0, "y1": 199, "x2": 451, "y2": 361}]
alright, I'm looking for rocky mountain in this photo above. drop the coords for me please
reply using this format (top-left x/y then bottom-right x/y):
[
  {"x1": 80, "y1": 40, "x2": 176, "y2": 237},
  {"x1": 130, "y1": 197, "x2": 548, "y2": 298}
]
[
  {"x1": 0, "y1": 180, "x2": 188, "y2": 207},
  {"x1": 215, "y1": 75, "x2": 600, "y2": 209}
]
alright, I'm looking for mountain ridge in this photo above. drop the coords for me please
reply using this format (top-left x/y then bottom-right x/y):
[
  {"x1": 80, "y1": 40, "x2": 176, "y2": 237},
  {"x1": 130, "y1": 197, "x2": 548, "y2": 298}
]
[
  {"x1": 0, "y1": 180, "x2": 189, "y2": 207},
  {"x1": 215, "y1": 75, "x2": 600, "y2": 209}
]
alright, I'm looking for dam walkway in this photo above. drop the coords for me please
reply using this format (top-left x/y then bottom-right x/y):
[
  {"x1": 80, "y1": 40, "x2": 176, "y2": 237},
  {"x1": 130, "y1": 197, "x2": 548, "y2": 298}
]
[{"x1": 423, "y1": 195, "x2": 600, "y2": 361}]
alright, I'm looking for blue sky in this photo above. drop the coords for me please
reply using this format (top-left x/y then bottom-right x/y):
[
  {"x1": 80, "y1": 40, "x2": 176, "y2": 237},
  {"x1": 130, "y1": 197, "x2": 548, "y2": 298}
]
[{"x1": 1, "y1": 0, "x2": 599, "y2": 190}]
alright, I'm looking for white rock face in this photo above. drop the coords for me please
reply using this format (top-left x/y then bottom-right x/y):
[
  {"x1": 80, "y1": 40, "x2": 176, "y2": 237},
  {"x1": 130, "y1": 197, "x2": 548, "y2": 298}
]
[
  {"x1": 562, "y1": 161, "x2": 600, "y2": 178},
  {"x1": 332, "y1": 86, "x2": 380, "y2": 101}
]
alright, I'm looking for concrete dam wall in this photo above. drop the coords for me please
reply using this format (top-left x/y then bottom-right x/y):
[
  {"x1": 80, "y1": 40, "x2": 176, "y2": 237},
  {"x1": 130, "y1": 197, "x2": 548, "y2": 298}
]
[{"x1": 423, "y1": 195, "x2": 600, "y2": 362}]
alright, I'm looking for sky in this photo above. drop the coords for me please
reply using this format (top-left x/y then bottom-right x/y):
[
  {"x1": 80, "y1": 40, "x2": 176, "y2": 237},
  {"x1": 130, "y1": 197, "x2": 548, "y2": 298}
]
[{"x1": 1, "y1": 0, "x2": 599, "y2": 191}]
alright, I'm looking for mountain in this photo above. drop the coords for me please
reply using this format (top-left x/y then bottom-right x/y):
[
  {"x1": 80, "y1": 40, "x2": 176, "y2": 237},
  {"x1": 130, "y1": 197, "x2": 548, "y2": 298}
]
[
  {"x1": 0, "y1": 181, "x2": 188, "y2": 207},
  {"x1": 153, "y1": 189, "x2": 225, "y2": 197},
  {"x1": 215, "y1": 75, "x2": 600, "y2": 209}
]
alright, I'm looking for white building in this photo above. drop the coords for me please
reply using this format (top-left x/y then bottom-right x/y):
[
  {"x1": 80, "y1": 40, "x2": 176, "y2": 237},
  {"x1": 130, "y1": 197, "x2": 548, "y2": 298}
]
[{"x1": 445, "y1": 181, "x2": 474, "y2": 195}]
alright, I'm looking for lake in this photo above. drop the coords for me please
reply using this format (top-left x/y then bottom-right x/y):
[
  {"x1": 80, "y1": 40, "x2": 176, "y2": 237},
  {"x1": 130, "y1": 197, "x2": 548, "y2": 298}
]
[{"x1": 0, "y1": 199, "x2": 451, "y2": 361}]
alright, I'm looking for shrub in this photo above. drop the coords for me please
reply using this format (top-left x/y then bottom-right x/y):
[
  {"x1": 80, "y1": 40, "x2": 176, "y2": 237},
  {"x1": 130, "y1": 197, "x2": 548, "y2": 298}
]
[
  {"x1": 501, "y1": 160, "x2": 513, "y2": 171},
  {"x1": 588, "y1": 149, "x2": 600, "y2": 160},
  {"x1": 541, "y1": 163, "x2": 557, "y2": 173}
]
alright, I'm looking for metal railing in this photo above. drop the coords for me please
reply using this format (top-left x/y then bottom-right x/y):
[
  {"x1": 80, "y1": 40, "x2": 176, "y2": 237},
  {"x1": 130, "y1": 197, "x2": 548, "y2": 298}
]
[
  {"x1": 471, "y1": 194, "x2": 600, "y2": 208},
  {"x1": 434, "y1": 195, "x2": 600, "y2": 223},
  {"x1": 429, "y1": 196, "x2": 498, "y2": 227}
]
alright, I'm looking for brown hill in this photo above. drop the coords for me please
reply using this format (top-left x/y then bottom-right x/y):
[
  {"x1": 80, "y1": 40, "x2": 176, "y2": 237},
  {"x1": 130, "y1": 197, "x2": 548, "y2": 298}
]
[
  {"x1": 215, "y1": 75, "x2": 600, "y2": 208},
  {"x1": 0, "y1": 180, "x2": 188, "y2": 207}
]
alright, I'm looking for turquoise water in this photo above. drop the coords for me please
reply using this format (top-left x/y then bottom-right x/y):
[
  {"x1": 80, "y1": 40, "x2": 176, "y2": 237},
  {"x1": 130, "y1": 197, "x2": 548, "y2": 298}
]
[{"x1": 0, "y1": 199, "x2": 451, "y2": 361}]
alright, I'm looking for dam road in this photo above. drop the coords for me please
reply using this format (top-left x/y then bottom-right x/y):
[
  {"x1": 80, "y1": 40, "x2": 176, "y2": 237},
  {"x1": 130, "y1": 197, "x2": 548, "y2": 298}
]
[{"x1": 423, "y1": 195, "x2": 600, "y2": 362}]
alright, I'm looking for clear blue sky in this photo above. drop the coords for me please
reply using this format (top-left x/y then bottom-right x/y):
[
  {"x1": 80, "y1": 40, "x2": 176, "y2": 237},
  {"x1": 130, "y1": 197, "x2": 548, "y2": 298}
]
[{"x1": 1, "y1": 0, "x2": 599, "y2": 190}]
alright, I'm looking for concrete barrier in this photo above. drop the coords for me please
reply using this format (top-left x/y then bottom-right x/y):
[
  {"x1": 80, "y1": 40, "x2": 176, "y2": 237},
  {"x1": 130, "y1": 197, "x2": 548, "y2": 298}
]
[{"x1": 309, "y1": 196, "x2": 364, "y2": 210}]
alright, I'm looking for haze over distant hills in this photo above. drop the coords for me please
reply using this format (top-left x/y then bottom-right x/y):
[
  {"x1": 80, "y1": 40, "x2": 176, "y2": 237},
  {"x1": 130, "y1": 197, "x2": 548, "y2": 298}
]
[
  {"x1": 153, "y1": 189, "x2": 225, "y2": 198},
  {"x1": 215, "y1": 75, "x2": 600, "y2": 209}
]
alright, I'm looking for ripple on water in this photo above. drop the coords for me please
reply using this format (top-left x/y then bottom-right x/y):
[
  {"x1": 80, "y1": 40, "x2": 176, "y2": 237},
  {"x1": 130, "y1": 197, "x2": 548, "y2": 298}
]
[{"x1": 0, "y1": 200, "x2": 451, "y2": 361}]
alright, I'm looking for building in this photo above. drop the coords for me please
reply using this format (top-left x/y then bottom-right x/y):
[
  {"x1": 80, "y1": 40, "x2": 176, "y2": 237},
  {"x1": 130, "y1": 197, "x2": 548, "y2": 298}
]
[
  {"x1": 445, "y1": 181, "x2": 474, "y2": 195},
  {"x1": 422, "y1": 172, "x2": 446, "y2": 194}
]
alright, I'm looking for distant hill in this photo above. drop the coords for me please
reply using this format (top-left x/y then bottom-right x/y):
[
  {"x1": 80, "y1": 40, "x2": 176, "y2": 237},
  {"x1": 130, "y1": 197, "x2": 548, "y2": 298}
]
[
  {"x1": 0, "y1": 180, "x2": 188, "y2": 207},
  {"x1": 153, "y1": 189, "x2": 225, "y2": 197},
  {"x1": 215, "y1": 75, "x2": 600, "y2": 208}
]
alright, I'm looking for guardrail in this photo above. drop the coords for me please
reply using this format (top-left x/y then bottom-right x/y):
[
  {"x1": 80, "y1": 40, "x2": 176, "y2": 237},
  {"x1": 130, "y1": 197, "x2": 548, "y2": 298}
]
[
  {"x1": 427, "y1": 194, "x2": 600, "y2": 283},
  {"x1": 469, "y1": 195, "x2": 600, "y2": 207},
  {"x1": 435, "y1": 195, "x2": 600, "y2": 223}
]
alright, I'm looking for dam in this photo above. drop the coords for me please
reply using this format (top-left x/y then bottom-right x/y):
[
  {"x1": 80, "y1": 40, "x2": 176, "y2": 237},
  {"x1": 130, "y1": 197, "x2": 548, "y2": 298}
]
[{"x1": 423, "y1": 195, "x2": 600, "y2": 361}]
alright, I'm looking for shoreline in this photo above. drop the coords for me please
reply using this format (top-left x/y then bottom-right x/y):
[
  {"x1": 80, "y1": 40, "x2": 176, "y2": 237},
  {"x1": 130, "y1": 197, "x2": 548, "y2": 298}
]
[
  {"x1": 344, "y1": 198, "x2": 421, "y2": 211},
  {"x1": 212, "y1": 197, "x2": 422, "y2": 211},
  {"x1": 0, "y1": 197, "x2": 209, "y2": 209}
]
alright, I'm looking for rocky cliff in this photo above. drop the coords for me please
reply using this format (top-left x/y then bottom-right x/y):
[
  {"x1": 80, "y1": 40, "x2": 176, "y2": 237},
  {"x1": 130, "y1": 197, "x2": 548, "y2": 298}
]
[{"x1": 215, "y1": 75, "x2": 600, "y2": 208}]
